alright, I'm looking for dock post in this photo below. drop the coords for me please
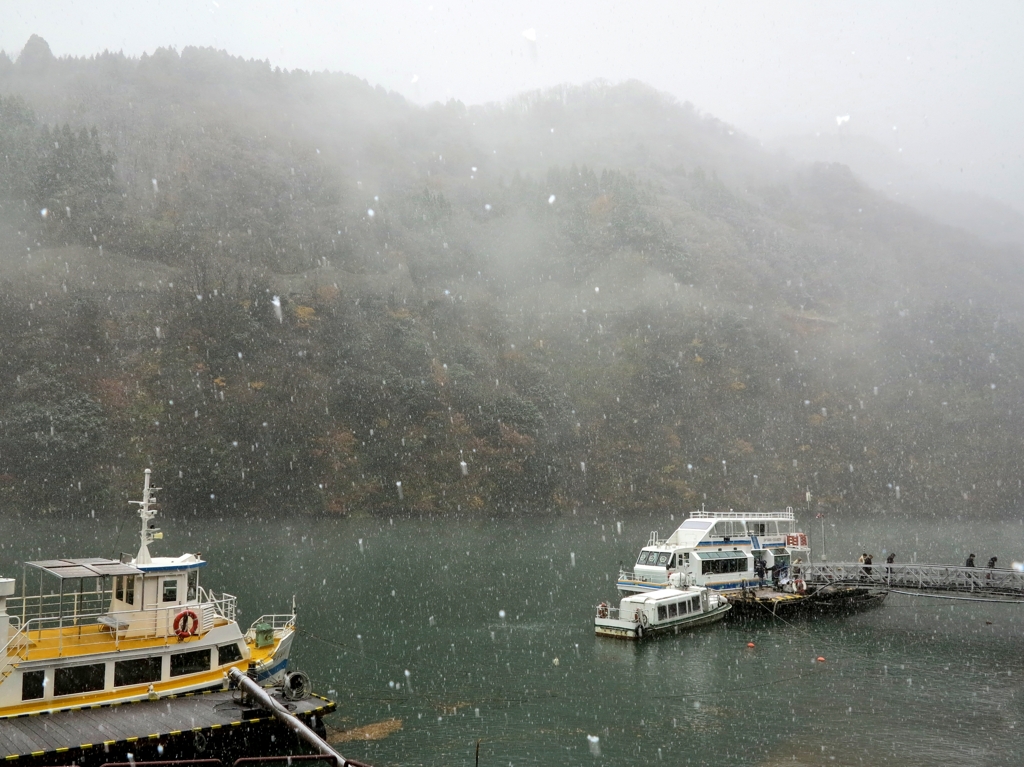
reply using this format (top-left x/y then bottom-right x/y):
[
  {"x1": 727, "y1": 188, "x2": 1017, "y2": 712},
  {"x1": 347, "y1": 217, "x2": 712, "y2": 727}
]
[{"x1": 228, "y1": 668, "x2": 349, "y2": 766}]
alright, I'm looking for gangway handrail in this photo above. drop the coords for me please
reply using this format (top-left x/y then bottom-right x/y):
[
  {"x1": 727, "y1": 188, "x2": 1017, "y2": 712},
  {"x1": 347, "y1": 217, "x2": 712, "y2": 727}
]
[{"x1": 794, "y1": 561, "x2": 1024, "y2": 598}]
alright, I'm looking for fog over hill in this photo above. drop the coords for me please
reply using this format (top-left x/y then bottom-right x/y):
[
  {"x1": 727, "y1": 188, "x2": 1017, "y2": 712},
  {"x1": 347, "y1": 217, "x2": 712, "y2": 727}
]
[{"x1": 0, "y1": 38, "x2": 1022, "y2": 518}]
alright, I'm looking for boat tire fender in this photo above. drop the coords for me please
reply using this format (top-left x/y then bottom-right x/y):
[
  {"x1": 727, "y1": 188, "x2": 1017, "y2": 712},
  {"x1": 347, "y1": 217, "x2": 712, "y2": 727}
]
[
  {"x1": 635, "y1": 624, "x2": 644, "y2": 640},
  {"x1": 283, "y1": 669, "x2": 312, "y2": 701},
  {"x1": 640, "y1": 611, "x2": 649, "y2": 628},
  {"x1": 173, "y1": 609, "x2": 200, "y2": 639}
]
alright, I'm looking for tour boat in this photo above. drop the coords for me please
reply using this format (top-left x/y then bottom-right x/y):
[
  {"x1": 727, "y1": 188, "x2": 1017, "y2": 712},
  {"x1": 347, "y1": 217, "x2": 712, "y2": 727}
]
[
  {"x1": 0, "y1": 470, "x2": 295, "y2": 717},
  {"x1": 594, "y1": 586, "x2": 731, "y2": 640},
  {"x1": 615, "y1": 507, "x2": 885, "y2": 615},
  {"x1": 617, "y1": 507, "x2": 811, "y2": 595}
]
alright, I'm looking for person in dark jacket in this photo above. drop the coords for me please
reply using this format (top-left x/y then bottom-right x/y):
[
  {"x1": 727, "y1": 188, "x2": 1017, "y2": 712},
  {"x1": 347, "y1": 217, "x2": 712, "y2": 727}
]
[
  {"x1": 965, "y1": 553, "x2": 976, "y2": 567},
  {"x1": 863, "y1": 554, "x2": 873, "y2": 579},
  {"x1": 885, "y1": 552, "x2": 895, "y2": 582}
]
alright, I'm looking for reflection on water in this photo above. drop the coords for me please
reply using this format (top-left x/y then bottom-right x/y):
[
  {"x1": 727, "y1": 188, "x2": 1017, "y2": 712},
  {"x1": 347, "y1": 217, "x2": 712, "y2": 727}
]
[{"x1": 5, "y1": 509, "x2": 1022, "y2": 766}]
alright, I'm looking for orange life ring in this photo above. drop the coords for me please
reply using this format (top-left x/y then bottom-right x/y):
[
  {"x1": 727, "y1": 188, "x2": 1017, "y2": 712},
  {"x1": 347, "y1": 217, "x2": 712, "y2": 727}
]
[
  {"x1": 173, "y1": 609, "x2": 199, "y2": 638},
  {"x1": 597, "y1": 602, "x2": 609, "y2": 619}
]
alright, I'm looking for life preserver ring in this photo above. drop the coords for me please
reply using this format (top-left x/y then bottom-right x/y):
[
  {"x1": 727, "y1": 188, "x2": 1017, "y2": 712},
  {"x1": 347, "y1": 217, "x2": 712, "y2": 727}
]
[
  {"x1": 597, "y1": 602, "x2": 609, "y2": 619},
  {"x1": 795, "y1": 579, "x2": 807, "y2": 595},
  {"x1": 173, "y1": 609, "x2": 199, "y2": 638}
]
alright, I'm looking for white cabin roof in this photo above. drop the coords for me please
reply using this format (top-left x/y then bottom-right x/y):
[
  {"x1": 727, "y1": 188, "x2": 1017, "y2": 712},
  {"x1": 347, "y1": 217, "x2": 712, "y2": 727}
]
[
  {"x1": 621, "y1": 588, "x2": 699, "y2": 606},
  {"x1": 665, "y1": 518, "x2": 714, "y2": 547},
  {"x1": 135, "y1": 553, "x2": 206, "y2": 572}
]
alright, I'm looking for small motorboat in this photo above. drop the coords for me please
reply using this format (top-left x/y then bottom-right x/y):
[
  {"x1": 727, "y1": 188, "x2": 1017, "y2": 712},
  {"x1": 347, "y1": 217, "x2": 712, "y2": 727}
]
[{"x1": 594, "y1": 585, "x2": 730, "y2": 640}]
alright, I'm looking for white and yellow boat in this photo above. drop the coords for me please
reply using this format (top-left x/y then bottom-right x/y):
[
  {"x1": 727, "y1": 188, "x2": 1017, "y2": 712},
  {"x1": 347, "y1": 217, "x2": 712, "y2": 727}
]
[{"x1": 0, "y1": 470, "x2": 295, "y2": 717}]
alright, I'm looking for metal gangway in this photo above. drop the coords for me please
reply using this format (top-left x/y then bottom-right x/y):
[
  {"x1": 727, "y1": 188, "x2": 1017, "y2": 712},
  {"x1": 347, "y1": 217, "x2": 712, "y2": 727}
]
[{"x1": 796, "y1": 562, "x2": 1024, "y2": 602}]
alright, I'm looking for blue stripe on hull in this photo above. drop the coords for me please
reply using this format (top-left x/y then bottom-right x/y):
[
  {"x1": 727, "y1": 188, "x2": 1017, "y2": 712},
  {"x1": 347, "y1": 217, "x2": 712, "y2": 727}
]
[{"x1": 257, "y1": 657, "x2": 289, "y2": 681}]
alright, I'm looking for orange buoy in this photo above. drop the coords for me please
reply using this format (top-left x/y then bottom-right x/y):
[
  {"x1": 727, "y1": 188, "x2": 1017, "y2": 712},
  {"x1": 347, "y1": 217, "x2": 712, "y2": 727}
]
[
  {"x1": 816, "y1": 656, "x2": 826, "y2": 663},
  {"x1": 747, "y1": 642, "x2": 756, "y2": 648}
]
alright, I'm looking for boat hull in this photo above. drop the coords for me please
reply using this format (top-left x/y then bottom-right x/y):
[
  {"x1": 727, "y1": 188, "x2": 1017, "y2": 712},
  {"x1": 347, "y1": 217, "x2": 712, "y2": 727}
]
[{"x1": 595, "y1": 603, "x2": 731, "y2": 640}]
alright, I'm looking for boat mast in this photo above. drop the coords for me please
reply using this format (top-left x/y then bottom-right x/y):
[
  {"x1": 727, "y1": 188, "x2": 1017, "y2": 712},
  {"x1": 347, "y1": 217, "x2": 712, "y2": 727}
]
[{"x1": 132, "y1": 469, "x2": 162, "y2": 565}]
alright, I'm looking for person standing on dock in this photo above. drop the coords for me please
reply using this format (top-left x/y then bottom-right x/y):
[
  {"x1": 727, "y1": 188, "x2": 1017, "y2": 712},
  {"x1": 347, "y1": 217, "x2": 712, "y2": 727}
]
[
  {"x1": 754, "y1": 558, "x2": 766, "y2": 587},
  {"x1": 965, "y1": 553, "x2": 976, "y2": 567},
  {"x1": 863, "y1": 553, "x2": 873, "y2": 580},
  {"x1": 885, "y1": 552, "x2": 895, "y2": 583}
]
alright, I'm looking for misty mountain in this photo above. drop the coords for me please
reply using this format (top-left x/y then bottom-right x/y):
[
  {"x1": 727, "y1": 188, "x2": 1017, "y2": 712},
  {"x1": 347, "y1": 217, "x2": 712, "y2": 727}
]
[
  {"x1": 0, "y1": 39, "x2": 1022, "y2": 518},
  {"x1": 772, "y1": 131, "x2": 1024, "y2": 247}
]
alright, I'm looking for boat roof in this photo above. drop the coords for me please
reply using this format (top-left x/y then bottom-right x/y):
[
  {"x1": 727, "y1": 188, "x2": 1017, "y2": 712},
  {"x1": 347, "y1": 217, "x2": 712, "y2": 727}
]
[
  {"x1": 25, "y1": 558, "x2": 144, "y2": 579},
  {"x1": 622, "y1": 588, "x2": 701, "y2": 604}
]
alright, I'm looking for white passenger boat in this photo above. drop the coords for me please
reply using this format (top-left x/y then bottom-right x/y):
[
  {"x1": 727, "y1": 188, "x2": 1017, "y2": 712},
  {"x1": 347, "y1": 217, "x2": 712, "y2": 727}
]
[
  {"x1": 0, "y1": 470, "x2": 296, "y2": 717},
  {"x1": 594, "y1": 586, "x2": 730, "y2": 640},
  {"x1": 617, "y1": 507, "x2": 811, "y2": 596}
]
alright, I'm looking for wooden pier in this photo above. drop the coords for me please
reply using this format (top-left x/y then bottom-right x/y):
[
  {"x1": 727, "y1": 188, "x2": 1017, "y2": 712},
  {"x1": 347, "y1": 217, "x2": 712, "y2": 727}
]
[
  {"x1": 796, "y1": 562, "x2": 1024, "y2": 602},
  {"x1": 0, "y1": 687, "x2": 335, "y2": 766}
]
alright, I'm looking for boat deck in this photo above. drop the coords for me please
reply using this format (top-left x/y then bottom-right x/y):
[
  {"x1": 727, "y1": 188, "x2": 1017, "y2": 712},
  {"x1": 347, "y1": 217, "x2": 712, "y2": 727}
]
[
  {"x1": 0, "y1": 687, "x2": 335, "y2": 764},
  {"x1": 728, "y1": 584, "x2": 886, "y2": 616}
]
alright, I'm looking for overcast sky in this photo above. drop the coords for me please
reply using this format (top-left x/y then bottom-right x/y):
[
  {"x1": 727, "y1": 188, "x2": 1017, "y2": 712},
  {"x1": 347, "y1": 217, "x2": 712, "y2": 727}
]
[{"x1": 3, "y1": 1, "x2": 1022, "y2": 212}]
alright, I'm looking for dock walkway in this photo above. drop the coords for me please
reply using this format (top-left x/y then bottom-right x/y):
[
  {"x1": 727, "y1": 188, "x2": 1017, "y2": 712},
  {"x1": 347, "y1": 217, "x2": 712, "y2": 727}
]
[
  {"x1": 796, "y1": 562, "x2": 1024, "y2": 602},
  {"x1": 0, "y1": 687, "x2": 335, "y2": 764}
]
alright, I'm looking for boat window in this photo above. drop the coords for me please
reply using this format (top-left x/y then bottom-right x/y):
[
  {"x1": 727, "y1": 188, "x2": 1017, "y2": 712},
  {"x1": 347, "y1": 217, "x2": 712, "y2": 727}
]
[
  {"x1": 21, "y1": 670, "x2": 44, "y2": 701},
  {"x1": 747, "y1": 522, "x2": 767, "y2": 536},
  {"x1": 54, "y1": 663, "x2": 106, "y2": 696},
  {"x1": 657, "y1": 605, "x2": 667, "y2": 621},
  {"x1": 218, "y1": 643, "x2": 244, "y2": 665},
  {"x1": 115, "y1": 576, "x2": 124, "y2": 602},
  {"x1": 125, "y1": 576, "x2": 135, "y2": 606},
  {"x1": 162, "y1": 579, "x2": 178, "y2": 603},
  {"x1": 170, "y1": 649, "x2": 211, "y2": 677},
  {"x1": 668, "y1": 602, "x2": 678, "y2": 618},
  {"x1": 691, "y1": 596, "x2": 700, "y2": 611},
  {"x1": 637, "y1": 552, "x2": 650, "y2": 565},
  {"x1": 656, "y1": 553, "x2": 670, "y2": 567},
  {"x1": 115, "y1": 657, "x2": 162, "y2": 687},
  {"x1": 187, "y1": 570, "x2": 198, "y2": 600},
  {"x1": 699, "y1": 552, "x2": 749, "y2": 575}
]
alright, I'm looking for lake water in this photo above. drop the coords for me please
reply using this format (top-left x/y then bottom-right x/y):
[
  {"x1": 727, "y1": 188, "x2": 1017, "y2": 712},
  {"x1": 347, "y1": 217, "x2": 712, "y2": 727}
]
[{"x1": 6, "y1": 508, "x2": 1023, "y2": 766}]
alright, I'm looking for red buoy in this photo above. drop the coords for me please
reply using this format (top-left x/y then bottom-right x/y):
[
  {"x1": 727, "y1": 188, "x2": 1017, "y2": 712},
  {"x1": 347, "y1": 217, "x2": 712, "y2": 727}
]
[
  {"x1": 816, "y1": 656, "x2": 826, "y2": 663},
  {"x1": 747, "y1": 642, "x2": 756, "y2": 648}
]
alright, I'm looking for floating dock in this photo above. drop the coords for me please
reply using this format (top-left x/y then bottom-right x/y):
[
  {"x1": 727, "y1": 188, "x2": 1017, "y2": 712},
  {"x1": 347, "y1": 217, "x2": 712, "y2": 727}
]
[{"x1": 0, "y1": 687, "x2": 335, "y2": 766}]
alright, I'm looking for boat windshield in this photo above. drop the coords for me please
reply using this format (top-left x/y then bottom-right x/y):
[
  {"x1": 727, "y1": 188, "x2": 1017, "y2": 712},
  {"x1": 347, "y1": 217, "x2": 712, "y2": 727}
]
[{"x1": 638, "y1": 551, "x2": 671, "y2": 567}]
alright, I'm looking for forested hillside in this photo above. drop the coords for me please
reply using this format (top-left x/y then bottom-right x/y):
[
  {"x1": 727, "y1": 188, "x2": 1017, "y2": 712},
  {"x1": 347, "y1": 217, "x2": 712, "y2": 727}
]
[{"x1": 0, "y1": 36, "x2": 1022, "y2": 518}]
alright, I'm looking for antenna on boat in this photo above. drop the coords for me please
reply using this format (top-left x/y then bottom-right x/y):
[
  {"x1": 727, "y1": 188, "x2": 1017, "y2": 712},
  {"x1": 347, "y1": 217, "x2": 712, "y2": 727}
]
[{"x1": 131, "y1": 469, "x2": 163, "y2": 565}]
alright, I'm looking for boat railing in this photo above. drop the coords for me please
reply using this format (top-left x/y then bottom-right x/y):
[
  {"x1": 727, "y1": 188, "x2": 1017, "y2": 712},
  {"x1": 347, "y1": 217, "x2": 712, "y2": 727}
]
[
  {"x1": 617, "y1": 569, "x2": 668, "y2": 587},
  {"x1": 690, "y1": 507, "x2": 796, "y2": 521},
  {"x1": 247, "y1": 613, "x2": 296, "y2": 635},
  {"x1": 0, "y1": 590, "x2": 242, "y2": 676},
  {"x1": 199, "y1": 587, "x2": 238, "y2": 623},
  {"x1": 7, "y1": 590, "x2": 112, "y2": 625},
  {"x1": 596, "y1": 604, "x2": 621, "y2": 620}
]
